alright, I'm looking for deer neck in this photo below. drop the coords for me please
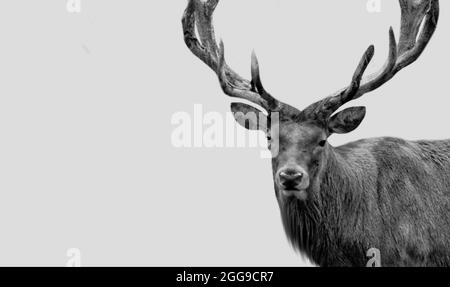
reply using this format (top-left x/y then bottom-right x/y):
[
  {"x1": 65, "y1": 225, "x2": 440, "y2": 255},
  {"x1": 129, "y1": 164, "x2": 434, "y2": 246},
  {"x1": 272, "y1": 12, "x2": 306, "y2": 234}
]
[
  {"x1": 314, "y1": 145, "x2": 365, "y2": 224},
  {"x1": 307, "y1": 146, "x2": 367, "y2": 265}
]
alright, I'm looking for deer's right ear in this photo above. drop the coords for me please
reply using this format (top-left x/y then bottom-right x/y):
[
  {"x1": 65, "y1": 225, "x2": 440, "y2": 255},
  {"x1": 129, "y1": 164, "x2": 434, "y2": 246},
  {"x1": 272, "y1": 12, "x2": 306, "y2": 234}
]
[
  {"x1": 328, "y1": 106, "x2": 366, "y2": 134},
  {"x1": 231, "y1": 103, "x2": 268, "y2": 132}
]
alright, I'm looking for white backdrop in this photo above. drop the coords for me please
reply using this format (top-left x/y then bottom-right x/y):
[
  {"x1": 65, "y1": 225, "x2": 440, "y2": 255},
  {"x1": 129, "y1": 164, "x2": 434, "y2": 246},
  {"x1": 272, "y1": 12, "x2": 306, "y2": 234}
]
[{"x1": 0, "y1": 0, "x2": 448, "y2": 266}]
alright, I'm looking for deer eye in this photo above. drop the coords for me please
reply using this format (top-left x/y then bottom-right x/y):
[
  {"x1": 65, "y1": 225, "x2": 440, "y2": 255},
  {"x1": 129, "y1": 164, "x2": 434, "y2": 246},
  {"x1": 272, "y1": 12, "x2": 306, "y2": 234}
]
[{"x1": 318, "y1": 140, "x2": 326, "y2": 147}]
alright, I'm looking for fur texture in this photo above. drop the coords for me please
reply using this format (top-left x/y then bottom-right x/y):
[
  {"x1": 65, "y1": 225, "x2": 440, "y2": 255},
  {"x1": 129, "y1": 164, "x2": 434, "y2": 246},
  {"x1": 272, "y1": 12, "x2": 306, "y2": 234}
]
[{"x1": 280, "y1": 137, "x2": 450, "y2": 266}]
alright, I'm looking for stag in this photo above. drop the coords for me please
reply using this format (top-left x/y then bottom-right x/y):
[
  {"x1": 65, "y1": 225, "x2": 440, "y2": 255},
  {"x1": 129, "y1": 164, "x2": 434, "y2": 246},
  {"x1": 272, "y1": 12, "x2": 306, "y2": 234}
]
[{"x1": 182, "y1": 0, "x2": 450, "y2": 266}]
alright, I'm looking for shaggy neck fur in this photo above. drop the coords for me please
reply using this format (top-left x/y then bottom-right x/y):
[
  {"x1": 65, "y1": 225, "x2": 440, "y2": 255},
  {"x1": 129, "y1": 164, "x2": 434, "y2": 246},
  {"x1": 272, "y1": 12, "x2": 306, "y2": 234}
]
[{"x1": 280, "y1": 145, "x2": 368, "y2": 266}]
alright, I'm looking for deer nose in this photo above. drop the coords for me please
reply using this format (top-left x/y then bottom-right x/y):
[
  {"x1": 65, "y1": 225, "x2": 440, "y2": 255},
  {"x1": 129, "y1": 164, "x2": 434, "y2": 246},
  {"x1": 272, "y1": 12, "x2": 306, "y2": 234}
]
[{"x1": 279, "y1": 169, "x2": 303, "y2": 187}]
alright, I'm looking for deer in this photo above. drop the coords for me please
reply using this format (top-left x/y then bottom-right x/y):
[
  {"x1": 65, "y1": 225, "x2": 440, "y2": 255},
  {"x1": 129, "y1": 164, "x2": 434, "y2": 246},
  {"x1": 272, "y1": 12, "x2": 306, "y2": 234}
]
[{"x1": 182, "y1": 0, "x2": 450, "y2": 266}]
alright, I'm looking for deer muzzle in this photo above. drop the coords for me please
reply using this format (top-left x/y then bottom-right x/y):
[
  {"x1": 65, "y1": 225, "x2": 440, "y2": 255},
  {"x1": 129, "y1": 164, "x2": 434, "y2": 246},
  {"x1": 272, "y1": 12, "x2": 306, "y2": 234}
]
[{"x1": 277, "y1": 167, "x2": 310, "y2": 200}]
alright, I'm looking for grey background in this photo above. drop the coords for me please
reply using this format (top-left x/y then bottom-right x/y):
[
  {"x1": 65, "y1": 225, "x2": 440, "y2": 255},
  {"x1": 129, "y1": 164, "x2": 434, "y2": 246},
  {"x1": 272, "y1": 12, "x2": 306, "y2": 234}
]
[{"x1": 0, "y1": 0, "x2": 448, "y2": 266}]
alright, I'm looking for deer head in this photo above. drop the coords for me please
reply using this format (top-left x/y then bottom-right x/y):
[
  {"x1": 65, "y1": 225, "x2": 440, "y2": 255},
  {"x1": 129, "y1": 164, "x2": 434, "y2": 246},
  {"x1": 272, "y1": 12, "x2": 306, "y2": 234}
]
[{"x1": 182, "y1": 0, "x2": 439, "y2": 202}]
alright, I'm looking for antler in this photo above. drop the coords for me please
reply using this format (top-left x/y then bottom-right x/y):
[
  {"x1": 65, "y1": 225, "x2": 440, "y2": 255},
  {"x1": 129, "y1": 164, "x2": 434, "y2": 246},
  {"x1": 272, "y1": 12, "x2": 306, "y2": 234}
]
[
  {"x1": 310, "y1": 0, "x2": 439, "y2": 119},
  {"x1": 182, "y1": 0, "x2": 279, "y2": 111}
]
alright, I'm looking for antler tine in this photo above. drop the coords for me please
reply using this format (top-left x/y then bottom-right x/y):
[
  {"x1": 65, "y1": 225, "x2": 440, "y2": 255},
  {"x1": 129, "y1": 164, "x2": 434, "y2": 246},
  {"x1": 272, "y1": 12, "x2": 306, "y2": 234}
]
[
  {"x1": 395, "y1": 0, "x2": 439, "y2": 71},
  {"x1": 316, "y1": 0, "x2": 439, "y2": 119},
  {"x1": 251, "y1": 51, "x2": 279, "y2": 108},
  {"x1": 357, "y1": 0, "x2": 439, "y2": 97},
  {"x1": 182, "y1": 0, "x2": 279, "y2": 111},
  {"x1": 312, "y1": 46, "x2": 375, "y2": 118}
]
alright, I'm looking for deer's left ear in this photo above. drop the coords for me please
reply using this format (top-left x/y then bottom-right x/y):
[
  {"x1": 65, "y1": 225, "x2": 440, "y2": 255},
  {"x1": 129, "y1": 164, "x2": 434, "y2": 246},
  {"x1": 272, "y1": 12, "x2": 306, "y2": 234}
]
[{"x1": 328, "y1": 106, "x2": 366, "y2": 134}]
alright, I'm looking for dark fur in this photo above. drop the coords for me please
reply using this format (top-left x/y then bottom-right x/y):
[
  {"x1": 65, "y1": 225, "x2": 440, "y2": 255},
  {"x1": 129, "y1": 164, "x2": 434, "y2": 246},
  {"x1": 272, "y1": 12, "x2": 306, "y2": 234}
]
[{"x1": 280, "y1": 137, "x2": 450, "y2": 266}]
